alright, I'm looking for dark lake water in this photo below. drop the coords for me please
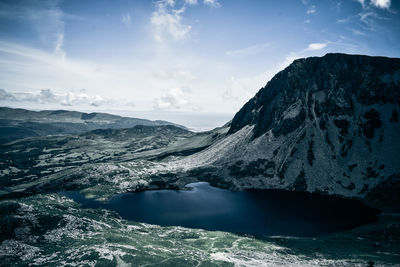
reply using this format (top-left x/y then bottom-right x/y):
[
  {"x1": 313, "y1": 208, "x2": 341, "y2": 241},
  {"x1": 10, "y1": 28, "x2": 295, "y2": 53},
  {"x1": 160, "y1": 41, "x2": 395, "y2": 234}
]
[{"x1": 62, "y1": 182, "x2": 378, "y2": 237}]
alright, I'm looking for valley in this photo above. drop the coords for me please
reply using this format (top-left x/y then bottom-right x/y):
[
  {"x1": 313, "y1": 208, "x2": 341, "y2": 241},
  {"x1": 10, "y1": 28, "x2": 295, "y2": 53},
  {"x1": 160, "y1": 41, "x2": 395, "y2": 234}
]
[{"x1": 1, "y1": 53, "x2": 400, "y2": 266}]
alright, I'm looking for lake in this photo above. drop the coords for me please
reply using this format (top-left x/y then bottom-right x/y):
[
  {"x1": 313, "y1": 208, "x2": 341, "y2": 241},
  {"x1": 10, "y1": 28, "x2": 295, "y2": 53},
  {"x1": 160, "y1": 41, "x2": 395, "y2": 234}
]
[{"x1": 61, "y1": 182, "x2": 378, "y2": 237}]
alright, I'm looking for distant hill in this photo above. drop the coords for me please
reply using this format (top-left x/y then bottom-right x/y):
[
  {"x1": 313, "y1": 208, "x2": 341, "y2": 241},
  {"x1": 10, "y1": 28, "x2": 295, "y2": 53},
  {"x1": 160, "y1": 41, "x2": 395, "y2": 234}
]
[{"x1": 0, "y1": 107, "x2": 186, "y2": 142}]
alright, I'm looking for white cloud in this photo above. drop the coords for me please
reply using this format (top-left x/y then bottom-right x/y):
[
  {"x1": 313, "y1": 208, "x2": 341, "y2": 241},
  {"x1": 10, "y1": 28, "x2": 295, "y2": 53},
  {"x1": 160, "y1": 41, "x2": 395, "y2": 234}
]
[
  {"x1": 306, "y1": 43, "x2": 327, "y2": 50},
  {"x1": 154, "y1": 87, "x2": 199, "y2": 110},
  {"x1": 355, "y1": 0, "x2": 390, "y2": 9},
  {"x1": 150, "y1": 0, "x2": 222, "y2": 41},
  {"x1": 122, "y1": 13, "x2": 131, "y2": 25},
  {"x1": 370, "y1": 0, "x2": 391, "y2": 9},
  {"x1": 150, "y1": 0, "x2": 191, "y2": 41},
  {"x1": 62, "y1": 91, "x2": 104, "y2": 107},
  {"x1": 307, "y1": 5, "x2": 316, "y2": 14},
  {"x1": 203, "y1": 0, "x2": 221, "y2": 8},
  {"x1": 225, "y1": 43, "x2": 271, "y2": 57},
  {"x1": 0, "y1": 88, "x2": 106, "y2": 107}
]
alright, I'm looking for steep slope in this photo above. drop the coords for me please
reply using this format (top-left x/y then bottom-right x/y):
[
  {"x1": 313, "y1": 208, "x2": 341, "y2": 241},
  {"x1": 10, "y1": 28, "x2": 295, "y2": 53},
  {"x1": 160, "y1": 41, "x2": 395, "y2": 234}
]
[
  {"x1": 0, "y1": 107, "x2": 185, "y2": 142},
  {"x1": 175, "y1": 53, "x2": 400, "y2": 211}
]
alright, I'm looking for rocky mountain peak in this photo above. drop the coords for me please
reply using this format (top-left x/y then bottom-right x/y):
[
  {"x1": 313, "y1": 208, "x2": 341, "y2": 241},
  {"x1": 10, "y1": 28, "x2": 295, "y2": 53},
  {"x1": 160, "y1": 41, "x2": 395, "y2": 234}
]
[{"x1": 228, "y1": 53, "x2": 400, "y2": 138}]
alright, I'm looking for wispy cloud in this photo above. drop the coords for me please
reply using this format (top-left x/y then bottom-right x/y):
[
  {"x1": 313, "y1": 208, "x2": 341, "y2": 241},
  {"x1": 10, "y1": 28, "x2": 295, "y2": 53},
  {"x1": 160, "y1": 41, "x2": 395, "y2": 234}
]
[
  {"x1": 306, "y1": 43, "x2": 327, "y2": 50},
  {"x1": 358, "y1": 11, "x2": 384, "y2": 31},
  {"x1": 225, "y1": 43, "x2": 271, "y2": 57},
  {"x1": 0, "y1": 0, "x2": 66, "y2": 60},
  {"x1": 0, "y1": 41, "x2": 120, "y2": 99},
  {"x1": 122, "y1": 13, "x2": 131, "y2": 25},
  {"x1": 0, "y1": 41, "x2": 100, "y2": 77},
  {"x1": 337, "y1": 5, "x2": 392, "y2": 33},
  {"x1": 185, "y1": 0, "x2": 198, "y2": 5},
  {"x1": 337, "y1": 16, "x2": 353, "y2": 24},
  {"x1": 349, "y1": 28, "x2": 365, "y2": 35},
  {"x1": 203, "y1": 0, "x2": 221, "y2": 8},
  {"x1": 307, "y1": 5, "x2": 316, "y2": 14},
  {"x1": 54, "y1": 33, "x2": 65, "y2": 62}
]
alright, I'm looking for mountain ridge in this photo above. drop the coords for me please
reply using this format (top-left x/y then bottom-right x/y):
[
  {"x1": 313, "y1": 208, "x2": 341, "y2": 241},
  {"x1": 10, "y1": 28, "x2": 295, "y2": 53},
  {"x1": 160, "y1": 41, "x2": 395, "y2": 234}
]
[{"x1": 0, "y1": 107, "x2": 187, "y2": 142}]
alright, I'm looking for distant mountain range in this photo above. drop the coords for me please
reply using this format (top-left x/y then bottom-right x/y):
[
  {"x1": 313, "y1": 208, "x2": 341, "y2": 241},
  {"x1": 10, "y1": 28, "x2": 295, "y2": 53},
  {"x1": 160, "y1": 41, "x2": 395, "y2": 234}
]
[{"x1": 0, "y1": 107, "x2": 186, "y2": 142}]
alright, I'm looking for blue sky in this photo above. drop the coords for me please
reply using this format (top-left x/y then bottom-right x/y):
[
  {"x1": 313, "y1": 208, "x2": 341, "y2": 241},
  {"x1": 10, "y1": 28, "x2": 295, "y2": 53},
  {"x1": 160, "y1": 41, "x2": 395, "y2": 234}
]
[{"x1": 0, "y1": 0, "x2": 399, "y2": 129}]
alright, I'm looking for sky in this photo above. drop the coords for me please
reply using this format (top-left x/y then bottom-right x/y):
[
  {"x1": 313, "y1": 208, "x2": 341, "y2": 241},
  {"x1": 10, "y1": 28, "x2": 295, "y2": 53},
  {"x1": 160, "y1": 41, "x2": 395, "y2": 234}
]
[{"x1": 0, "y1": 0, "x2": 399, "y2": 130}]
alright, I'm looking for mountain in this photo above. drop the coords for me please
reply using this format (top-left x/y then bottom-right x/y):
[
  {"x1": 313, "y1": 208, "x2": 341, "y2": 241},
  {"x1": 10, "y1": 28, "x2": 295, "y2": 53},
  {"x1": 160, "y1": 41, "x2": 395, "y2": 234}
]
[
  {"x1": 0, "y1": 54, "x2": 399, "y2": 266},
  {"x1": 173, "y1": 53, "x2": 400, "y2": 211},
  {"x1": 0, "y1": 107, "x2": 186, "y2": 142}
]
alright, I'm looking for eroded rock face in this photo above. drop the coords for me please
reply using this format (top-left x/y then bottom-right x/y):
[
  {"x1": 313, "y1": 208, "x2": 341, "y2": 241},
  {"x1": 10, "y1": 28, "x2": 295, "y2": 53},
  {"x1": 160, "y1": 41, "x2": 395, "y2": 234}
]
[{"x1": 182, "y1": 53, "x2": 400, "y2": 211}]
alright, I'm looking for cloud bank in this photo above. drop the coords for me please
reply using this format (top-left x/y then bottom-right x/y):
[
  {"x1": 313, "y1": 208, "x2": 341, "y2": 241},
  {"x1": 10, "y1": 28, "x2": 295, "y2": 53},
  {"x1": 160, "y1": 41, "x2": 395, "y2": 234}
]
[
  {"x1": 0, "y1": 88, "x2": 108, "y2": 107},
  {"x1": 153, "y1": 87, "x2": 200, "y2": 111}
]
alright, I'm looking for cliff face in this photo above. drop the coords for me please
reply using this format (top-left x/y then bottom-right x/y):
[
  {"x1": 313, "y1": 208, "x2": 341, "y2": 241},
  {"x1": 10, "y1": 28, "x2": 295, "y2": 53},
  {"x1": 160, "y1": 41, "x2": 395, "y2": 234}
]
[{"x1": 178, "y1": 53, "x2": 400, "y2": 210}]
